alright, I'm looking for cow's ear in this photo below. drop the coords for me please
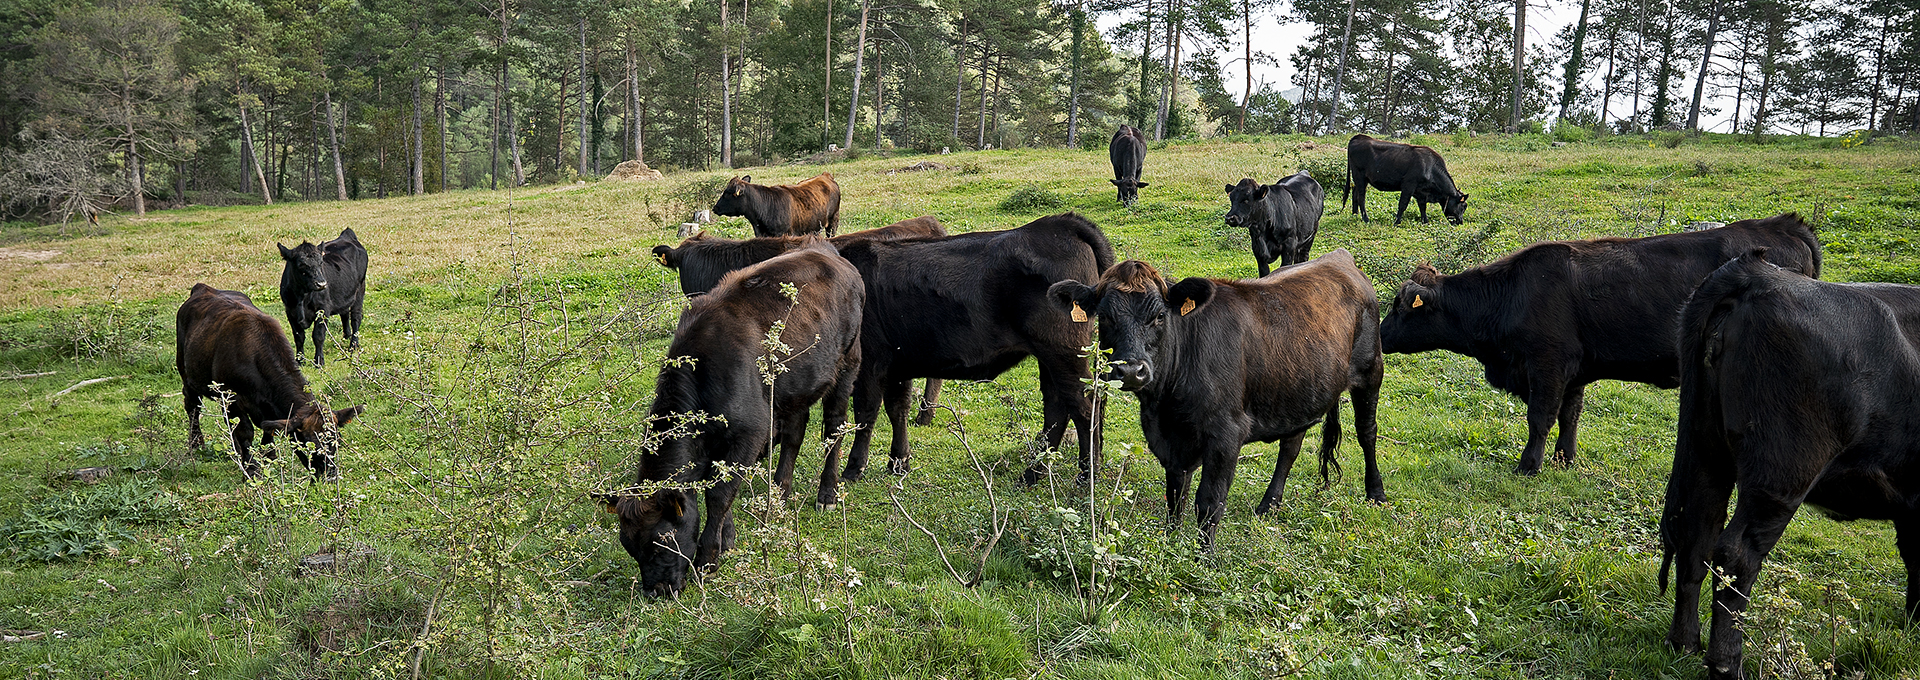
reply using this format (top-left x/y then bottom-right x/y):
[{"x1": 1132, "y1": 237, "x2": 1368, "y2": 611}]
[
  {"x1": 740, "y1": 175, "x2": 751, "y2": 184},
  {"x1": 333, "y1": 405, "x2": 364, "y2": 427},
  {"x1": 592, "y1": 493, "x2": 620, "y2": 514},
  {"x1": 1401, "y1": 283, "x2": 1434, "y2": 310},
  {"x1": 1134, "y1": 181, "x2": 1149, "y2": 188},
  {"x1": 1224, "y1": 184, "x2": 1235, "y2": 194},
  {"x1": 659, "y1": 491, "x2": 686, "y2": 520},
  {"x1": 277, "y1": 243, "x2": 292, "y2": 259},
  {"x1": 1110, "y1": 179, "x2": 1123, "y2": 187},
  {"x1": 1459, "y1": 193, "x2": 1470, "y2": 202},
  {"x1": 261, "y1": 419, "x2": 291, "y2": 433},
  {"x1": 651, "y1": 245, "x2": 678, "y2": 269},
  {"x1": 1166, "y1": 278, "x2": 1214, "y2": 317},
  {"x1": 1252, "y1": 185, "x2": 1269, "y2": 199},
  {"x1": 1047, "y1": 280, "x2": 1100, "y2": 322}
]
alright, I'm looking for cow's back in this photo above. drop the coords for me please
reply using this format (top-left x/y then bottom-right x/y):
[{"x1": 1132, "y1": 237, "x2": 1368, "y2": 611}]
[{"x1": 177, "y1": 285, "x2": 302, "y2": 401}]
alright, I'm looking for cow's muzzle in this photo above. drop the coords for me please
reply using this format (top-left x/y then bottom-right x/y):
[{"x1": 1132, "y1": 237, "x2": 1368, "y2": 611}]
[
  {"x1": 1224, "y1": 214, "x2": 1243, "y2": 227},
  {"x1": 1105, "y1": 360, "x2": 1152, "y2": 391},
  {"x1": 312, "y1": 281, "x2": 329, "y2": 290}
]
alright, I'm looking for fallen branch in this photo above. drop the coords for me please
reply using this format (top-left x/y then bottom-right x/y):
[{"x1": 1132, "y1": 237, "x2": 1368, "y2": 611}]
[
  {"x1": 50, "y1": 375, "x2": 126, "y2": 401},
  {"x1": 2, "y1": 630, "x2": 46, "y2": 643},
  {"x1": 1, "y1": 371, "x2": 55, "y2": 381}
]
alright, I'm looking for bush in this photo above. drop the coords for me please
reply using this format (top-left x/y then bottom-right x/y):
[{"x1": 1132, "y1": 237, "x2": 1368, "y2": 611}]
[
  {"x1": 1552, "y1": 124, "x2": 1592, "y2": 143},
  {"x1": 999, "y1": 184, "x2": 1065, "y2": 213},
  {"x1": 2, "y1": 476, "x2": 182, "y2": 562},
  {"x1": 1660, "y1": 132, "x2": 1686, "y2": 149}
]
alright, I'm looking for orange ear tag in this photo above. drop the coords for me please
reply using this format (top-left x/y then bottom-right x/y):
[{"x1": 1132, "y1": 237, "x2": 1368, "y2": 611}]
[
  {"x1": 1179, "y1": 298, "x2": 1196, "y2": 316},
  {"x1": 1411, "y1": 295, "x2": 1424, "y2": 308},
  {"x1": 654, "y1": 253, "x2": 668, "y2": 265},
  {"x1": 1070, "y1": 302, "x2": 1088, "y2": 323}
]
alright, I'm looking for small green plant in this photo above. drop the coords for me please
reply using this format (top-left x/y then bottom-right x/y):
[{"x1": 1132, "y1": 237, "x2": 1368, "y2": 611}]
[
  {"x1": 1552, "y1": 124, "x2": 1592, "y2": 143},
  {"x1": 1660, "y1": 132, "x2": 1686, "y2": 149},
  {"x1": 2, "y1": 476, "x2": 183, "y2": 562},
  {"x1": 999, "y1": 184, "x2": 1065, "y2": 213}
]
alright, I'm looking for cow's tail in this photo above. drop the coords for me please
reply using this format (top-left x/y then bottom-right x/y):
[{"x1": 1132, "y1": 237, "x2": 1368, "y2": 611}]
[
  {"x1": 1317, "y1": 401, "x2": 1342, "y2": 487},
  {"x1": 1059, "y1": 212, "x2": 1117, "y2": 275},
  {"x1": 1341, "y1": 163, "x2": 1354, "y2": 211}
]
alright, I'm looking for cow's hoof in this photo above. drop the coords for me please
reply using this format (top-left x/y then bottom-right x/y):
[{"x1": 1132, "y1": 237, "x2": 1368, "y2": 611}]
[
  {"x1": 913, "y1": 412, "x2": 936, "y2": 427},
  {"x1": 1367, "y1": 491, "x2": 1389, "y2": 504},
  {"x1": 1666, "y1": 633, "x2": 1703, "y2": 655},
  {"x1": 1254, "y1": 501, "x2": 1276, "y2": 516},
  {"x1": 841, "y1": 467, "x2": 864, "y2": 484},
  {"x1": 815, "y1": 502, "x2": 837, "y2": 512},
  {"x1": 887, "y1": 459, "x2": 911, "y2": 476},
  {"x1": 1512, "y1": 463, "x2": 1541, "y2": 476}
]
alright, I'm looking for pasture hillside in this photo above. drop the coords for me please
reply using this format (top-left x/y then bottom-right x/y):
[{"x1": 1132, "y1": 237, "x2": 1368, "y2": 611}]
[{"x1": 2, "y1": 133, "x2": 1918, "y2": 679}]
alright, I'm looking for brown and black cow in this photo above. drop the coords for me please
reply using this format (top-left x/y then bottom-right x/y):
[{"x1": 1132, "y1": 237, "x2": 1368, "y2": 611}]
[
  {"x1": 1344, "y1": 134, "x2": 1469, "y2": 224},
  {"x1": 1380, "y1": 213, "x2": 1822, "y2": 474},
  {"x1": 832, "y1": 213, "x2": 1114, "y2": 489},
  {"x1": 711, "y1": 173, "x2": 843, "y2": 237},
  {"x1": 1049, "y1": 252, "x2": 1385, "y2": 548},
  {"x1": 1661, "y1": 250, "x2": 1920, "y2": 680},
  {"x1": 1109, "y1": 125, "x2": 1149, "y2": 207},
  {"x1": 651, "y1": 216, "x2": 947, "y2": 425},
  {"x1": 601, "y1": 238, "x2": 863, "y2": 597},
  {"x1": 176, "y1": 283, "x2": 364, "y2": 479}
]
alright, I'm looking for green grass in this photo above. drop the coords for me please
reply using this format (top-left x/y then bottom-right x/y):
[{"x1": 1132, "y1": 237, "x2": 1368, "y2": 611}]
[{"x1": 2, "y1": 132, "x2": 1918, "y2": 679}]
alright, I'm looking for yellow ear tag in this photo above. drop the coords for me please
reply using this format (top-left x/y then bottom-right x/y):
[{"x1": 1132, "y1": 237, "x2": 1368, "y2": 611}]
[
  {"x1": 1070, "y1": 302, "x2": 1088, "y2": 323},
  {"x1": 1411, "y1": 295, "x2": 1424, "y2": 308},
  {"x1": 1179, "y1": 298, "x2": 1196, "y2": 316},
  {"x1": 654, "y1": 253, "x2": 668, "y2": 265}
]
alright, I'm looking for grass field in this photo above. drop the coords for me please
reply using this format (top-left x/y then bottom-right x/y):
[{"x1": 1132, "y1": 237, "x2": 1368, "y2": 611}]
[{"x1": 2, "y1": 132, "x2": 1918, "y2": 679}]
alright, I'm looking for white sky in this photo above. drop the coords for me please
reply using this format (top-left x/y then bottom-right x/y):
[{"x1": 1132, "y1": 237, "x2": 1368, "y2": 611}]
[{"x1": 1097, "y1": 1, "x2": 1743, "y2": 132}]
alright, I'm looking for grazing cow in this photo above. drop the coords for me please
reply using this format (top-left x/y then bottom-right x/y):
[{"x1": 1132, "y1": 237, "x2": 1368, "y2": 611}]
[
  {"x1": 1344, "y1": 134, "x2": 1469, "y2": 224},
  {"x1": 834, "y1": 213, "x2": 1114, "y2": 489},
  {"x1": 1048, "y1": 253, "x2": 1385, "y2": 547},
  {"x1": 651, "y1": 216, "x2": 947, "y2": 425},
  {"x1": 1379, "y1": 213, "x2": 1822, "y2": 474},
  {"x1": 1109, "y1": 125, "x2": 1149, "y2": 207},
  {"x1": 601, "y1": 239, "x2": 863, "y2": 596},
  {"x1": 1660, "y1": 250, "x2": 1920, "y2": 680},
  {"x1": 711, "y1": 173, "x2": 842, "y2": 237},
  {"x1": 1225, "y1": 172, "x2": 1326, "y2": 276},
  {"x1": 277, "y1": 228, "x2": 368, "y2": 367},
  {"x1": 176, "y1": 284, "x2": 364, "y2": 479}
]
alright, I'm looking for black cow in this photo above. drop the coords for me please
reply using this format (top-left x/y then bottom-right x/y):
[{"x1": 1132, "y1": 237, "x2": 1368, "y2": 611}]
[
  {"x1": 1344, "y1": 134, "x2": 1469, "y2": 224},
  {"x1": 651, "y1": 216, "x2": 947, "y2": 425},
  {"x1": 711, "y1": 173, "x2": 842, "y2": 237},
  {"x1": 1109, "y1": 125, "x2": 1149, "y2": 207},
  {"x1": 1379, "y1": 213, "x2": 1822, "y2": 474},
  {"x1": 1225, "y1": 172, "x2": 1326, "y2": 276},
  {"x1": 1049, "y1": 253, "x2": 1385, "y2": 547},
  {"x1": 1661, "y1": 250, "x2": 1920, "y2": 679},
  {"x1": 600, "y1": 239, "x2": 863, "y2": 596},
  {"x1": 833, "y1": 213, "x2": 1114, "y2": 491},
  {"x1": 177, "y1": 283, "x2": 364, "y2": 479},
  {"x1": 277, "y1": 228, "x2": 368, "y2": 367}
]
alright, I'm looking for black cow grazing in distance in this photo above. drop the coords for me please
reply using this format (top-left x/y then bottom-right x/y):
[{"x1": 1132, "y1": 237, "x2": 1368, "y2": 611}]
[
  {"x1": 1109, "y1": 125, "x2": 1149, "y2": 207},
  {"x1": 176, "y1": 284, "x2": 364, "y2": 479},
  {"x1": 1225, "y1": 172, "x2": 1326, "y2": 276},
  {"x1": 1050, "y1": 252, "x2": 1385, "y2": 547},
  {"x1": 1344, "y1": 134, "x2": 1469, "y2": 224},
  {"x1": 600, "y1": 239, "x2": 863, "y2": 596},
  {"x1": 651, "y1": 216, "x2": 947, "y2": 425},
  {"x1": 1379, "y1": 213, "x2": 1822, "y2": 474},
  {"x1": 711, "y1": 173, "x2": 843, "y2": 237},
  {"x1": 834, "y1": 213, "x2": 1114, "y2": 487},
  {"x1": 277, "y1": 228, "x2": 368, "y2": 368},
  {"x1": 1661, "y1": 250, "x2": 1920, "y2": 680}
]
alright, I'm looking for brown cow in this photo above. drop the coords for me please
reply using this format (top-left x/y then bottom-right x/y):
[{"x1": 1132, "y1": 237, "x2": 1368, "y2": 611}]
[
  {"x1": 176, "y1": 284, "x2": 363, "y2": 479},
  {"x1": 711, "y1": 173, "x2": 843, "y2": 237}
]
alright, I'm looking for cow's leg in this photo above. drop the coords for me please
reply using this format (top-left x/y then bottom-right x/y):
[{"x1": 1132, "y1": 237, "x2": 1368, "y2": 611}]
[
  {"x1": 312, "y1": 314, "x2": 328, "y2": 367},
  {"x1": 1193, "y1": 440, "x2": 1242, "y2": 550},
  {"x1": 1516, "y1": 367, "x2": 1571, "y2": 475},
  {"x1": 1899, "y1": 518, "x2": 1920, "y2": 619},
  {"x1": 347, "y1": 304, "x2": 364, "y2": 350},
  {"x1": 816, "y1": 368, "x2": 859, "y2": 509},
  {"x1": 232, "y1": 418, "x2": 260, "y2": 478},
  {"x1": 1251, "y1": 234, "x2": 1276, "y2": 277},
  {"x1": 291, "y1": 321, "x2": 308, "y2": 365},
  {"x1": 912, "y1": 379, "x2": 942, "y2": 426},
  {"x1": 1164, "y1": 462, "x2": 1195, "y2": 531},
  {"x1": 1255, "y1": 430, "x2": 1309, "y2": 515},
  {"x1": 1417, "y1": 197, "x2": 1430, "y2": 223},
  {"x1": 1028, "y1": 357, "x2": 1096, "y2": 485},
  {"x1": 883, "y1": 379, "x2": 914, "y2": 475},
  {"x1": 184, "y1": 391, "x2": 204, "y2": 451},
  {"x1": 1664, "y1": 440, "x2": 1736, "y2": 654},
  {"x1": 1394, "y1": 192, "x2": 1413, "y2": 225},
  {"x1": 842, "y1": 373, "x2": 885, "y2": 484},
  {"x1": 1554, "y1": 382, "x2": 1587, "y2": 465},
  {"x1": 1353, "y1": 183, "x2": 1369, "y2": 221},
  {"x1": 1705, "y1": 486, "x2": 1804, "y2": 680},
  {"x1": 1352, "y1": 377, "x2": 1387, "y2": 503},
  {"x1": 771, "y1": 404, "x2": 809, "y2": 497},
  {"x1": 695, "y1": 474, "x2": 746, "y2": 570}
]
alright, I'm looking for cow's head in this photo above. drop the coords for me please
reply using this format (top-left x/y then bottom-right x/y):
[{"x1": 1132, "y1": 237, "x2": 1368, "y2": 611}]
[
  {"x1": 278, "y1": 242, "x2": 330, "y2": 293},
  {"x1": 712, "y1": 176, "x2": 753, "y2": 217},
  {"x1": 598, "y1": 488, "x2": 699, "y2": 597},
  {"x1": 1048, "y1": 260, "x2": 1211, "y2": 391},
  {"x1": 1442, "y1": 192, "x2": 1469, "y2": 225},
  {"x1": 260, "y1": 403, "x2": 363, "y2": 478},
  {"x1": 1110, "y1": 178, "x2": 1148, "y2": 207},
  {"x1": 1379, "y1": 264, "x2": 1452, "y2": 354},
  {"x1": 1223, "y1": 179, "x2": 1269, "y2": 229}
]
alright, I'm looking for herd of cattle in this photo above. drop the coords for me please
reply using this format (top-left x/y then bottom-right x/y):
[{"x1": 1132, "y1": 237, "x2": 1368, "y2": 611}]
[{"x1": 165, "y1": 132, "x2": 1915, "y2": 679}]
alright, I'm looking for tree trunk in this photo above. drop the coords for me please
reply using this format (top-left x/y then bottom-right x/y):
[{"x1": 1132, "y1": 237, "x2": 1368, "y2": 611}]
[
  {"x1": 1632, "y1": 0, "x2": 1647, "y2": 128},
  {"x1": 438, "y1": 68, "x2": 449, "y2": 191},
  {"x1": 326, "y1": 90, "x2": 347, "y2": 199},
  {"x1": 591, "y1": 56, "x2": 602, "y2": 175},
  {"x1": 502, "y1": 0, "x2": 524, "y2": 185},
  {"x1": 1751, "y1": 19, "x2": 1781, "y2": 141},
  {"x1": 874, "y1": 41, "x2": 884, "y2": 149},
  {"x1": 1154, "y1": 0, "x2": 1178, "y2": 139},
  {"x1": 823, "y1": 0, "x2": 833, "y2": 150},
  {"x1": 842, "y1": 0, "x2": 869, "y2": 150},
  {"x1": 1138, "y1": 0, "x2": 1153, "y2": 129},
  {"x1": 239, "y1": 92, "x2": 272, "y2": 204},
  {"x1": 1684, "y1": 0, "x2": 1722, "y2": 130},
  {"x1": 1650, "y1": 2, "x2": 1677, "y2": 128},
  {"x1": 1327, "y1": 0, "x2": 1358, "y2": 133},
  {"x1": 412, "y1": 74, "x2": 425, "y2": 195},
  {"x1": 1510, "y1": 0, "x2": 1526, "y2": 131},
  {"x1": 1599, "y1": 25, "x2": 1617, "y2": 125},
  {"x1": 1557, "y1": 0, "x2": 1592, "y2": 122},
  {"x1": 719, "y1": 0, "x2": 734, "y2": 166},
  {"x1": 951, "y1": 18, "x2": 966, "y2": 142},
  {"x1": 1238, "y1": 0, "x2": 1250, "y2": 134},
  {"x1": 127, "y1": 130, "x2": 145, "y2": 216},
  {"x1": 629, "y1": 38, "x2": 643, "y2": 163},
  {"x1": 1069, "y1": 0, "x2": 1085, "y2": 145},
  {"x1": 976, "y1": 36, "x2": 990, "y2": 148},
  {"x1": 990, "y1": 51, "x2": 1005, "y2": 147},
  {"x1": 1868, "y1": 13, "x2": 1889, "y2": 129}
]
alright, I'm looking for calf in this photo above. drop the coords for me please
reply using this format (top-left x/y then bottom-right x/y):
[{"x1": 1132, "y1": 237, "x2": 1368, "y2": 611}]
[
  {"x1": 601, "y1": 239, "x2": 863, "y2": 596},
  {"x1": 1379, "y1": 213, "x2": 1822, "y2": 473},
  {"x1": 176, "y1": 284, "x2": 364, "y2": 479},
  {"x1": 1344, "y1": 134, "x2": 1469, "y2": 224},
  {"x1": 1109, "y1": 125, "x2": 1149, "y2": 207},
  {"x1": 834, "y1": 213, "x2": 1114, "y2": 489},
  {"x1": 277, "y1": 228, "x2": 368, "y2": 367},
  {"x1": 1049, "y1": 253, "x2": 1384, "y2": 547},
  {"x1": 1225, "y1": 172, "x2": 1326, "y2": 276},
  {"x1": 1661, "y1": 250, "x2": 1920, "y2": 680},
  {"x1": 651, "y1": 216, "x2": 946, "y2": 424},
  {"x1": 711, "y1": 173, "x2": 842, "y2": 237}
]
